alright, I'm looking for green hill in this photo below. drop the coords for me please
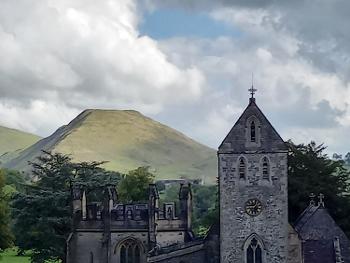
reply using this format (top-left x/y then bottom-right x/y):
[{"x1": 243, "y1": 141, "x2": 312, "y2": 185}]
[
  {"x1": 0, "y1": 126, "x2": 41, "y2": 165},
  {"x1": 3, "y1": 110, "x2": 217, "y2": 183}
]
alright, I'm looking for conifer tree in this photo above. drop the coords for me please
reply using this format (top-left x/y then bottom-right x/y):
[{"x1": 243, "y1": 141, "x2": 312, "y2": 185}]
[
  {"x1": 288, "y1": 141, "x2": 350, "y2": 236},
  {"x1": 0, "y1": 169, "x2": 13, "y2": 250},
  {"x1": 11, "y1": 151, "x2": 121, "y2": 263}
]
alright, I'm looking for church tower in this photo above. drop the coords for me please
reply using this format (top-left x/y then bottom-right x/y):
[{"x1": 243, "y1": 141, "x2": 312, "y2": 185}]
[{"x1": 218, "y1": 91, "x2": 289, "y2": 263}]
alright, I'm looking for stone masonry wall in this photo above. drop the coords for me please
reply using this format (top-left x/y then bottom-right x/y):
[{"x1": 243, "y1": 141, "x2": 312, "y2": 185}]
[{"x1": 219, "y1": 152, "x2": 289, "y2": 263}]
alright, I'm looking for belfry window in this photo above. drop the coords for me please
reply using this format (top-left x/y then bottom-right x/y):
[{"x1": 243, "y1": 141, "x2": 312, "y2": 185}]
[
  {"x1": 119, "y1": 239, "x2": 142, "y2": 263},
  {"x1": 262, "y1": 157, "x2": 269, "y2": 180},
  {"x1": 246, "y1": 237, "x2": 263, "y2": 263},
  {"x1": 245, "y1": 117, "x2": 260, "y2": 147},
  {"x1": 250, "y1": 121, "x2": 256, "y2": 142},
  {"x1": 239, "y1": 158, "x2": 246, "y2": 180}
]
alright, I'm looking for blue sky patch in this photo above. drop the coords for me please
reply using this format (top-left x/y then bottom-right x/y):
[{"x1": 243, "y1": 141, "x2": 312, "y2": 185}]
[{"x1": 140, "y1": 9, "x2": 241, "y2": 39}]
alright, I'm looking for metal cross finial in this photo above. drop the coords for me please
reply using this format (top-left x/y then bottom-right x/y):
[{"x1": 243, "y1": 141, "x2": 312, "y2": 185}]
[
  {"x1": 318, "y1": 193, "x2": 325, "y2": 207},
  {"x1": 248, "y1": 73, "x2": 257, "y2": 98},
  {"x1": 309, "y1": 193, "x2": 316, "y2": 206}
]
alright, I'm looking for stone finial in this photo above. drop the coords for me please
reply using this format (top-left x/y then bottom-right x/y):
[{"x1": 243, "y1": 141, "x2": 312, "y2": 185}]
[
  {"x1": 318, "y1": 193, "x2": 325, "y2": 208},
  {"x1": 309, "y1": 193, "x2": 316, "y2": 206}
]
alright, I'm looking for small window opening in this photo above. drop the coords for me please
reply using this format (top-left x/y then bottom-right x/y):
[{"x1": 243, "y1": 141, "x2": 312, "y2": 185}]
[
  {"x1": 250, "y1": 121, "x2": 256, "y2": 142},
  {"x1": 90, "y1": 252, "x2": 94, "y2": 263},
  {"x1": 262, "y1": 157, "x2": 269, "y2": 180},
  {"x1": 239, "y1": 158, "x2": 246, "y2": 179}
]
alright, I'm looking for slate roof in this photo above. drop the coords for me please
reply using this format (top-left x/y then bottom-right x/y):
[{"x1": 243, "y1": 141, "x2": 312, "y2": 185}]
[
  {"x1": 303, "y1": 240, "x2": 336, "y2": 263},
  {"x1": 295, "y1": 203, "x2": 350, "y2": 263},
  {"x1": 218, "y1": 98, "x2": 287, "y2": 153}
]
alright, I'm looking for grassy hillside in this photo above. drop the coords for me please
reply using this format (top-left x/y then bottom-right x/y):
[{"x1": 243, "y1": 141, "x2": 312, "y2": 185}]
[
  {"x1": 3, "y1": 110, "x2": 217, "y2": 183},
  {"x1": 0, "y1": 126, "x2": 41, "y2": 165},
  {"x1": 0, "y1": 248, "x2": 30, "y2": 263}
]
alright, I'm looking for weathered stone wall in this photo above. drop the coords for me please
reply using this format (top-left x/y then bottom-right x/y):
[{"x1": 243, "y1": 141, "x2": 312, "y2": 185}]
[
  {"x1": 156, "y1": 231, "x2": 187, "y2": 247},
  {"x1": 219, "y1": 152, "x2": 289, "y2": 263},
  {"x1": 287, "y1": 225, "x2": 302, "y2": 263},
  {"x1": 148, "y1": 243, "x2": 206, "y2": 263},
  {"x1": 67, "y1": 232, "x2": 104, "y2": 263}
]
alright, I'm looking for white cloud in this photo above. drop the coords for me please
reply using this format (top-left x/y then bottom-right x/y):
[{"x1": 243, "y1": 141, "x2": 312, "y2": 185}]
[
  {"x1": 0, "y1": 0, "x2": 205, "y2": 135},
  {"x1": 1, "y1": 0, "x2": 350, "y2": 156},
  {"x1": 153, "y1": 4, "x2": 350, "y2": 153}
]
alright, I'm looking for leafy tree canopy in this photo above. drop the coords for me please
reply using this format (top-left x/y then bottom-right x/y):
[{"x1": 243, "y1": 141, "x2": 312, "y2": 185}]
[
  {"x1": 11, "y1": 151, "x2": 121, "y2": 263},
  {"x1": 288, "y1": 141, "x2": 350, "y2": 236},
  {"x1": 161, "y1": 183, "x2": 218, "y2": 236},
  {"x1": 117, "y1": 167, "x2": 155, "y2": 203},
  {"x1": 2, "y1": 169, "x2": 27, "y2": 195},
  {"x1": 0, "y1": 169, "x2": 14, "y2": 250}
]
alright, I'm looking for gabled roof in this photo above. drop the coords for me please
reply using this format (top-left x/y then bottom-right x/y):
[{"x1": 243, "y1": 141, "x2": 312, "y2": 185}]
[
  {"x1": 218, "y1": 98, "x2": 287, "y2": 153},
  {"x1": 295, "y1": 203, "x2": 350, "y2": 263}
]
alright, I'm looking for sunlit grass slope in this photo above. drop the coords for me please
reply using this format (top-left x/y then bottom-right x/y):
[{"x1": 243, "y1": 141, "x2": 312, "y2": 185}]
[
  {"x1": 4, "y1": 110, "x2": 217, "y2": 183},
  {"x1": 0, "y1": 248, "x2": 30, "y2": 263},
  {"x1": 0, "y1": 126, "x2": 41, "y2": 165}
]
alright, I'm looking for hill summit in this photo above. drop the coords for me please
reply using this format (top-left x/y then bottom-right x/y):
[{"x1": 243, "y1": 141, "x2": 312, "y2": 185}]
[{"x1": 3, "y1": 110, "x2": 217, "y2": 183}]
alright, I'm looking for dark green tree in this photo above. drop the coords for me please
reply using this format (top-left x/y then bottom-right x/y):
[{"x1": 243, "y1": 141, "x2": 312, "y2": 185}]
[
  {"x1": 332, "y1": 153, "x2": 343, "y2": 161},
  {"x1": 117, "y1": 167, "x2": 155, "y2": 202},
  {"x1": 345, "y1": 152, "x2": 350, "y2": 166},
  {"x1": 160, "y1": 183, "x2": 218, "y2": 236},
  {"x1": 288, "y1": 141, "x2": 350, "y2": 236},
  {"x1": 11, "y1": 151, "x2": 121, "y2": 263},
  {"x1": 191, "y1": 184, "x2": 218, "y2": 236},
  {"x1": 2, "y1": 168, "x2": 27, "y2": 194},
  {"x1": 0, "y1": 169, "x2": 13, "y2": 250}
]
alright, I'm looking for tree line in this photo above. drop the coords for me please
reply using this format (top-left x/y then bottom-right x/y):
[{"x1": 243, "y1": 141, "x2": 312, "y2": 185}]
[
  {"x1": 0, "y1": 141, "x2": 350, "y2": 263},
  {"x1": 332, "y1": 152, "x2": 350, "y2": 165}
]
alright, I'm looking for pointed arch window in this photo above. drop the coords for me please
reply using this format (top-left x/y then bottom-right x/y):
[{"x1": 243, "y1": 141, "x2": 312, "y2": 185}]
[
  {"x1": 118, "y1": 239, "x2": 142, "y2": 263},
  {"x1": 239, "y1": 158, "x2": 247, "y2": 180},
  {"x1": 245, "y1": 116, "x2": 261, "y2": 147},
  {"x1": 245, "y1": 235, "x2": 264, "y2": 263},
  {"x1": 250, "y1": 121, "x2": 256, "y2": 142},
  {"x1": 262, "y1": 157, "x2": 270, "y2": 180}
]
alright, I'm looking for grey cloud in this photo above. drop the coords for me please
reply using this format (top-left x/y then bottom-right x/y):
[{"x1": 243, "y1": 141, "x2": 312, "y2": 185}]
[
  {"x1": 145, "y1": 0, "x2": 350, "y2": 82},
  {"x1": 0, "y1": 0, "x2": 350, "y2": 156}
]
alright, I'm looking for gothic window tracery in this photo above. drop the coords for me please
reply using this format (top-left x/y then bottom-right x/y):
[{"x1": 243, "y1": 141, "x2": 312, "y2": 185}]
[
  {"x1": 239, "y1": 158, "x2": 247, "y2": 180},
  {"x1": 119, "y1": 239, "x2": 142, "y2": 263},
  {"x1": 262, "y1": 157, "x2": 270, "y2": 180},
  {"x1": 245, "y1": 237, "x2": 264, "y2": 263}
]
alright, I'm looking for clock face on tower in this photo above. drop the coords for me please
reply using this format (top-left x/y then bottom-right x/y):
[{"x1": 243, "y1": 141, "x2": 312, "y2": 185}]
[{"x1": 245, "y1": 198, "x2": 263, "y2": 216}]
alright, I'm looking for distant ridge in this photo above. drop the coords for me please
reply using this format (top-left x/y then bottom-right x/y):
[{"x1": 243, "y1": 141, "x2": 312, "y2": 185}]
[
  {"x1": 0, "y1": 126, "x2": 41, "y2": 165},
  {"x1": 2, "y1": 110, "x2": 217, "y2": 183}
]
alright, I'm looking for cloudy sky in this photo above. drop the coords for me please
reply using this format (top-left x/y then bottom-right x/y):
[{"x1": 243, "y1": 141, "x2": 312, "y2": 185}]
[{"x1": 0, "y1": 0, "x2": 349, "y2": 154}]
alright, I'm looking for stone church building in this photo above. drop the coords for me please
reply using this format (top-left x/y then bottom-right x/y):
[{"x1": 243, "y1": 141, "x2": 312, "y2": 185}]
[{"x1": 66, "y1": 95, "x2": 350, "y2": 263}]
